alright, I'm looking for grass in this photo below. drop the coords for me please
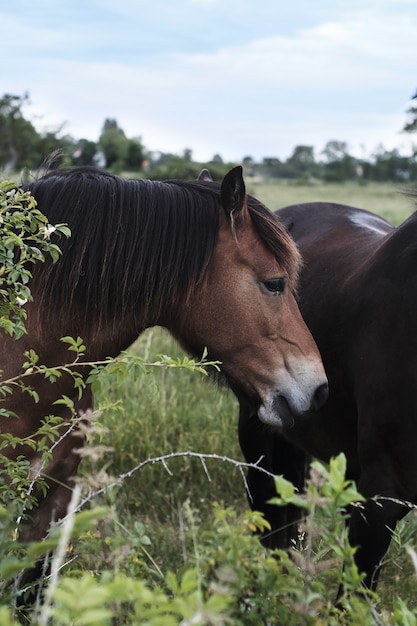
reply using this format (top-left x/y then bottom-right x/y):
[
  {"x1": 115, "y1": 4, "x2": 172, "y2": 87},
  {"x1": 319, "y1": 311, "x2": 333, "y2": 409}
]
[
  {"x1": 89, "y1": 328, "x2": 242, "y2": 574},
  {"x1": 246, "y1": 178, "x2": 415, "y2": 225},
  {"x1": 80, "y1": 180, "x2": 417, "y2": 610}
]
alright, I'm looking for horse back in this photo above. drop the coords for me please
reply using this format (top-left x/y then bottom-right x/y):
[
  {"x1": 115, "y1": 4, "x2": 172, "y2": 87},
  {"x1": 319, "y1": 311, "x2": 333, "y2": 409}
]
[{"x1": 278, "y1": 202, "x2": 392, "y2": 265}]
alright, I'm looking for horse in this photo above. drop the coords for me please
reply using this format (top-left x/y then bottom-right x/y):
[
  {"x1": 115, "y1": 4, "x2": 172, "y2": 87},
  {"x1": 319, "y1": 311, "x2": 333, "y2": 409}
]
[
  {"x1": 238, "y1": 198, "x2": 417, "y2": 592},
  {"x1": 1, "y1": 165, "x2": 328, "y2": 599}
]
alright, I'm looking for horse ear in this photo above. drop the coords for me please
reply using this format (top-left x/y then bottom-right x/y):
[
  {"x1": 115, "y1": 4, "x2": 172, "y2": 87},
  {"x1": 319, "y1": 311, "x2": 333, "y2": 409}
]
[
  {"x1": 197, "y1": 168, "x2": 213, "y2": 182},
  {"x1": 220, "y1": 166, "x2": 246, "y2": 224}
]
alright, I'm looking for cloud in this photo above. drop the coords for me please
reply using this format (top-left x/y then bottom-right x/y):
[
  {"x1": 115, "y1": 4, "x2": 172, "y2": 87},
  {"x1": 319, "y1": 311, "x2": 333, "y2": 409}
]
[
  {"x1": 182, "y1": 11, "x2": 417, "y2": 92},
  {"x1": 1, "y1": 1, "x2": 416, "y2": 162}
]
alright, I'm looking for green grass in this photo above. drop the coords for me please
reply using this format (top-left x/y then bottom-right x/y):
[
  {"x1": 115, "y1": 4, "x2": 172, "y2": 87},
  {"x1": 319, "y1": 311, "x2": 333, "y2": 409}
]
[
  {"x1": 90, "y1": 328, "x2": 243, "y2": 573},
  {"x1": 246, "y1": 179, "x2": 415, "y2": 226},
  {"x1": 82, "y1": 180, "x2": 417, "y2": 610}
]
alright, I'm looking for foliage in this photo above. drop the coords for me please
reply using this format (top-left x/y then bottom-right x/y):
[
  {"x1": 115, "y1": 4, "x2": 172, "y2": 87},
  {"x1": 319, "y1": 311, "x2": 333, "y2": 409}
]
[
  {"x1": 0, "y1": 94, "x2": 41, "y2": 172},
  {"x1": 145, "y1": 152, "x2": 235, "y2": 181},
  {"x1": 0, "y1": 180, "x2": 70, "y2": 339},
  {"x1": 0, "y1": 94, "x2": 73, "y2": 173},
  {"x1": 147, "y1": 153, "x2": 205, "y2": 180},
  {"x1": 72, "y1": 139, "x2": 100, "y2": 167},
  {"x1": 3, "y1": 445, "x2": 417, "y2": 624},
  {"x1": 403, "y1": 89, "x2": 417, "y2": 134},
  {"x1": 99, "y1": 118, "x2": 144, "y2": 173}
]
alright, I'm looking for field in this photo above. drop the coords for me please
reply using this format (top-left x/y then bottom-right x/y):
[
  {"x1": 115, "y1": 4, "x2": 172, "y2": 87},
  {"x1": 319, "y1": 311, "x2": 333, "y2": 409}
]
[{"x1": 246, "y1": 178, "x2": 415, "y2": 225}]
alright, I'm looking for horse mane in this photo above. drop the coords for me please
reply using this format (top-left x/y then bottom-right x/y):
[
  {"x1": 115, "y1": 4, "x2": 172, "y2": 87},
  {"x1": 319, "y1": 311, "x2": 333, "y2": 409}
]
[{"x1": 27, "y1": 167, "x2": 299, "y2": 334}]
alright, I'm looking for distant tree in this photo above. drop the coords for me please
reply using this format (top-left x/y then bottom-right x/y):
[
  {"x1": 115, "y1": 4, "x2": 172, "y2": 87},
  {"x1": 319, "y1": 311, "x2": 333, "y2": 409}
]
[
  {"x1": 125, "y1": 137, "x2": 145, "y2": 170},
  {"x1": 284, "y1": 145, "x2": 318, "y2": 178},
  {"x1": 37, "y1": 130, "x2": 74, "y2": 165},
  {"x1": 241, "y1": 155, "x2": 255, "y2": 176},
  {"x1": 0, "y1": 93, "x2": 40, "y2": 171},
  {"x1": 242, "y1": 155, "x2": 254, "y2": 166},
  {"x1": 321, "y1": 140, "x2": 357, "y2": 181},
  {"x1": 322, "y1": 140, "x2": 349, "y2": 163},
  {"x1": 0, "y1": 93, "x2": 79, "y2": 172},
  {"x1": 72, "y1": 139, "x2": 99, "y2": 166},
  {"x1": 211, "y1": 154, "x2": 224, "y2": 165},
  {"x1": 147, "y1": 154, "x2": 199, "y2": 180},
  {"x1": 263, "y1": 157, "x2": 281, "y2": 168},
  {"x1": 183, "y1": 148, "x2": 193, "y2": 162},
  {"x1": 256, "y1": 157, "x2": 283, "y2": 179},
  {"x1": 99, "y1": 118, "x2": 129, "y2": 171},
  {"x1": 403, "y1": 90, "x2": 417, "y2": 133},
  {"x1": 371, "y1": 146, "x2": 413, "y2": 182}
]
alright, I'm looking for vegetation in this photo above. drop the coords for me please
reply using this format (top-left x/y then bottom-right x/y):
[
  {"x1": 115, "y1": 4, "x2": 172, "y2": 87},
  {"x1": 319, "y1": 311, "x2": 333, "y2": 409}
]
[
  {"x1": 403, "y1": 89, "x2": 417, "y2": 134},
  {"x1": 2, "y1": 91, "x2": 417, "y2": 183}
]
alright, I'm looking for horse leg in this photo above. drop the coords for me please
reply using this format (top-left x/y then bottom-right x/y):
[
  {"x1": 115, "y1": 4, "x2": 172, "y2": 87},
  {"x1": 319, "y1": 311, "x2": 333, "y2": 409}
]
[
  {"x1": 238, "y1": 401, "x2": 306, "y2": 549},
  {"x1": 15, "y1": 388, "x2": 93, "y2": 607},
  {"x1": 15, "y1": 445, "x2": 82, "y2": 606},
  {"x1": 347, "y1": 494, "x2": 410, "y2": 591}
]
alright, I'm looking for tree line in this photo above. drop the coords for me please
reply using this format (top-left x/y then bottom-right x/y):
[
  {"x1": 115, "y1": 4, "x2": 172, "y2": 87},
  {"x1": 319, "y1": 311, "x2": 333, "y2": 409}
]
[{"x1": 1, "y1": 92, "x2": 417, "y2": 182}]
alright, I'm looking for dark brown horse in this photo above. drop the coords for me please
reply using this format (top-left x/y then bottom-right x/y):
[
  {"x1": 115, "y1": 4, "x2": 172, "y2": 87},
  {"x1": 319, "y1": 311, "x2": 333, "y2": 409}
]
[
  {"x1": 2, "y1": 166, "x2": 328, "y2": 595},
  {"x1": 239, "y1": 199, "x2": 417, "y2": 591}
]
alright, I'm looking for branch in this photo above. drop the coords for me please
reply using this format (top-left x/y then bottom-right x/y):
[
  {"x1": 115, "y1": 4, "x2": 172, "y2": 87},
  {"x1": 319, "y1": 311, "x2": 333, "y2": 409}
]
[{"x1": 66, "y1": 451, "x2": 275, "y2": 519}]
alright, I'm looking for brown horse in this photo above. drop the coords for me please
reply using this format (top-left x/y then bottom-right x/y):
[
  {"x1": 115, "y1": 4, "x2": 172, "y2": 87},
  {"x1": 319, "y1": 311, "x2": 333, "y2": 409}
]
[
  {"x1": 239, "y1": 199, "x2": 417, "y2": 592},
  {"x1": 2, "y1": 166, "x2": 327, "y2": 596}
]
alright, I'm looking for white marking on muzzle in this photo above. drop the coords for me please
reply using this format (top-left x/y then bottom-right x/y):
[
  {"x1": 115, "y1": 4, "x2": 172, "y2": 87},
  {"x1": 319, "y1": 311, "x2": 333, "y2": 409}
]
[{"x1": 257, "y1": 357, "x2": 328, "y2": 430}]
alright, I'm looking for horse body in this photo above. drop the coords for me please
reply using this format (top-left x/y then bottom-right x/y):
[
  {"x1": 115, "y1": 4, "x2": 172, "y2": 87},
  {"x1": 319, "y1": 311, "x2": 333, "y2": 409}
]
[
  {"x1": 239, "y1": 200, "x2": 417, "y2": 590},
  {"x1": 1, "y1": 166, "x2": 327, "y2": 595},
  {"x1": 279, "y1": 203, "x2": 393, "y2": 471}
]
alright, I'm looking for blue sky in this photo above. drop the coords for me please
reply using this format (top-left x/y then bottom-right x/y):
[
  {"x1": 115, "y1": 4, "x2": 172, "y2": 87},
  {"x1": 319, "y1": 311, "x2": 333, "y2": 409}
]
[{"x1": 2, "y1": 0, "x2": 417, "y2": 162}]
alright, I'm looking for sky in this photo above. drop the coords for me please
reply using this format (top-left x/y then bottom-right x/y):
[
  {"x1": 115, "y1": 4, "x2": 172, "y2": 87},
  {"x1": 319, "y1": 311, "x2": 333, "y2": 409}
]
[{"x1": 2, "y1": 0, "x2": 417, "y2": 163}]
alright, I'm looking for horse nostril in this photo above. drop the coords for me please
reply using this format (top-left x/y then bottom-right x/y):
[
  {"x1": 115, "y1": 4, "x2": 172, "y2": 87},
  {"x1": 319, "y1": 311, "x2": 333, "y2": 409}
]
[{"x1": 313, "y1": 382, "x2": 329, "y2": 411}]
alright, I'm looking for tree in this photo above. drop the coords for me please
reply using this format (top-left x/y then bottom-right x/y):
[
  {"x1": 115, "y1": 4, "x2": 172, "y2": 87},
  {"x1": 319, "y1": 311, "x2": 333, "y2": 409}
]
[
  {"x1": 321, "y1": 140, "x2": 358, "y2": 182},
  {"x1": 322, "y1": 140, "x2": 349, "y2": 163},
  {"x1": 211, "y1": 153, "x2": 224, "y2": 165},
  {"x1": 0, "y1": 93, "x2": 78, "y2": 172},
  {"x1": 72, "y1": 139, "x2": 100, "y2": 166},
  {"x1": 284, "y1": 145, "x2": 318, "y2": 179},
  {"x1": 147, "y1": 154, "x2": 200, "y2": 180},
  {"x1": 125, "y1": 137, "x2": 145, "y2": 170},
  {"x1": 0, "y1": 93, "x2": 40, "y2": 171},
  {"x1": 99, "y1": 118, "x2": 129, "y2": 171},
  {"x1": 371, "y1": 146, "x2": 413, "y2": 182},
  {"x1": 182, "y1": 148, "x2": 193, "y2": 162},
  {"x1": 403, "y1": 90, "x2": 417, "y2": 133},
  {"x1": 37, "y1": 131, "x2": 74, "y2": 167},
  {"x1": 242, "y1": 156, "x2": 254, "y2": 167}
]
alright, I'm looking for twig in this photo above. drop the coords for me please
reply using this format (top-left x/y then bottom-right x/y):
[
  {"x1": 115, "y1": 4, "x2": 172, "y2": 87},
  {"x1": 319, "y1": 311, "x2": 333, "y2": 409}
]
[{"x1": 68, "y1": 451, "x2": 273, "y2": 519}]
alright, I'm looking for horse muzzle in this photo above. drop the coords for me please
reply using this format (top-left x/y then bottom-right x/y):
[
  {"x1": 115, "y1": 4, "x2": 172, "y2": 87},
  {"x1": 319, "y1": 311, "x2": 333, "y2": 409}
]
[{"x1": 257, "y1": 379, "x2": 329, "y2": 430}]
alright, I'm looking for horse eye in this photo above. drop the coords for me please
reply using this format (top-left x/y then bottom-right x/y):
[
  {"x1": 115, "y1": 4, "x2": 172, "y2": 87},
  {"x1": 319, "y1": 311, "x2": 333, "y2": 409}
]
[{"x1": 263, "y1": 278, "x2": 285, "y2": 295}]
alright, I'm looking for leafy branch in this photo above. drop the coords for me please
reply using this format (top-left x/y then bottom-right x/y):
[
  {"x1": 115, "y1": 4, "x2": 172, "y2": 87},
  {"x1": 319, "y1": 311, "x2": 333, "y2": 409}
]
[
  {"x1": 0, "y1": 180, "x2": 70, "y2": 339},
  {"x1": 0, "y1": 338, "x2": 221, "y2": 409}
]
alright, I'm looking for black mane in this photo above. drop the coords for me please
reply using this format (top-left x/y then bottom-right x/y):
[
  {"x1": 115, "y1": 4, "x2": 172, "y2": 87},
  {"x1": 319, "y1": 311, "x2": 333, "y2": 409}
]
[{"x1": 27, "y1": 167, "x2": 299, "y2": 333}]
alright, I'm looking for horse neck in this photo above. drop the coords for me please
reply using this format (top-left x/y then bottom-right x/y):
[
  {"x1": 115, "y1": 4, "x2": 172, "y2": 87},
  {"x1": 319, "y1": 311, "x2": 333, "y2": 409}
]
[{"x1": 26, "y1": 301, "x2": 148, "y2": 366}]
